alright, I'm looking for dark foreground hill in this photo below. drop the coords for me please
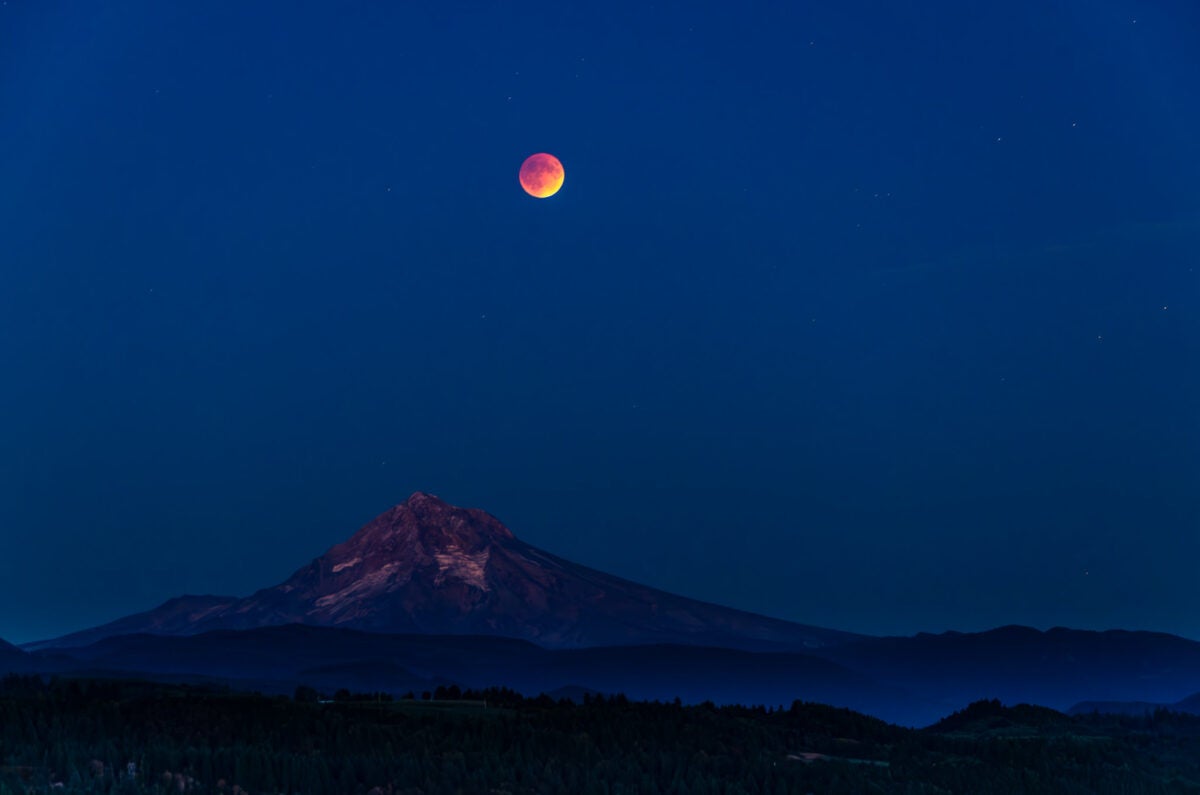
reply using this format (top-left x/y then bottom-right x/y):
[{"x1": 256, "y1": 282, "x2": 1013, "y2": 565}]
[
  {"x1": 29, "y1": 492, "x2": 856, "y2": 653},
  {"x1": 2, "y1": 676, "x2": 1200, "y2": 795}
]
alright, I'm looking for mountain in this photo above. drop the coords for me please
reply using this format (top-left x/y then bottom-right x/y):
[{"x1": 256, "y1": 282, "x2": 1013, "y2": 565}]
[
  {"x1": 810, "y1": 625, "x2": 1200, "y2": 718},
  {"x1": 31, "y1": 492, "x2": 857, "y2": 652},
  {"x1": 34, "y1": 624, "x2": 919, "y2": 722}
]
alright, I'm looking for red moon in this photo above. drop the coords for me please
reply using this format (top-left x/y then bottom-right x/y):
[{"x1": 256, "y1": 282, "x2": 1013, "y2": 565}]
[{"x1": 519, "y1": 153, "x2": 565, "y2": 198}]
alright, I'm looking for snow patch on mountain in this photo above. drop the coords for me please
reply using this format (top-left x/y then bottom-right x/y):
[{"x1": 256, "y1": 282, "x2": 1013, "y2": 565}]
[
  {"x1": 332, "y1": 557, "x2": 362, "y2": 573},
  {"x1": 314, "y1": 562, "x2": 401, "y2": 610},
  {"x1": 433, "y1": 545, "x2": 490, "y2": 591}
]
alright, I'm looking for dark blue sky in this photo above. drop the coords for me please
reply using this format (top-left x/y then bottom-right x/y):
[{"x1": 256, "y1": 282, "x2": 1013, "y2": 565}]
[{"x1": 2, "y1": 1, "x2": 1197, "y2": 644}]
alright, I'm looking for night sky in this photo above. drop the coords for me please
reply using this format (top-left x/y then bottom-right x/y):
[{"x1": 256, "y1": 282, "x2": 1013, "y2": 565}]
[{"x1": 2, "y1": 1, "x2": 1198, "y2": 645}]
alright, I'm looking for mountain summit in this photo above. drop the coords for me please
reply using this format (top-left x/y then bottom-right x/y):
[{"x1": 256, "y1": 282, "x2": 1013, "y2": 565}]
[{"x1": 32, "y1": 492, "x2": 857, "y2": 651}]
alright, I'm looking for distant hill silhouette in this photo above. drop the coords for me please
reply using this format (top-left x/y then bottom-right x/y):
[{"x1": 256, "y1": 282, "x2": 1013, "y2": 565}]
[
  {"x1": 0, "y1": 637, "x2": 31, "y2": 673},
  {"x1": 23, "y1": 621, "x2": 1200, "y2": 726},
  {"x1": 809, "y1": 625, "x2": 1200, "y2": 719},
  {"x1": 31, "y1": 624, "x2": 918, "y2": 722}
]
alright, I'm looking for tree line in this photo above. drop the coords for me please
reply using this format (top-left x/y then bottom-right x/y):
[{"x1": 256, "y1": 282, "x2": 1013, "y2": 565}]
[{"x1": 1, "y1": 675, "x2": 1199, "y2": 794}]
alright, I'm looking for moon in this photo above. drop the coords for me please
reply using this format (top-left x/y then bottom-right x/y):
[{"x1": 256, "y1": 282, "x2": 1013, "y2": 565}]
[{"x1": 519, "y1": 153, "x2": 564, "y2": 199}]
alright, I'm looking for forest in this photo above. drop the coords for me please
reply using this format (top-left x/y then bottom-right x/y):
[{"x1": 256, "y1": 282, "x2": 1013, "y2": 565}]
[{"x1": 1, "y1": 675, "x2": 1199, "y2": 794}]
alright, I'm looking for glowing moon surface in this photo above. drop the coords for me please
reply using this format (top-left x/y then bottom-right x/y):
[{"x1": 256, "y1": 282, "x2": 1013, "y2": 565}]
[{"x1": 519, "y1": 153, "x2": 565, "y2": 198}]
